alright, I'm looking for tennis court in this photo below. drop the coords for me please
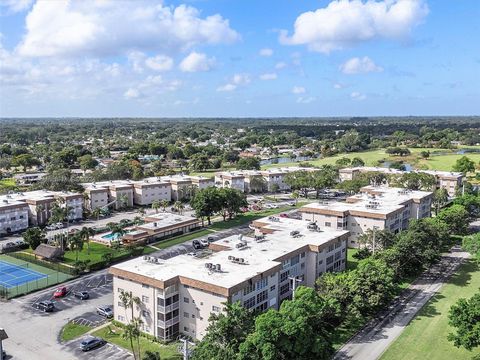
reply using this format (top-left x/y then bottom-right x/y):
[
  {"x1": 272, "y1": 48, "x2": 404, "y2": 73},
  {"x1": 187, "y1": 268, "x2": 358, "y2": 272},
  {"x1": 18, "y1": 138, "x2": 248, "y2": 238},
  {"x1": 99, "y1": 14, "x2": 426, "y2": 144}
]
[
  {"x1": 0, "y1": 254, "x2": 74, "y2": 299},
  {"x1": 0, "y1": 260, "x2": 48, "y2": 288}
]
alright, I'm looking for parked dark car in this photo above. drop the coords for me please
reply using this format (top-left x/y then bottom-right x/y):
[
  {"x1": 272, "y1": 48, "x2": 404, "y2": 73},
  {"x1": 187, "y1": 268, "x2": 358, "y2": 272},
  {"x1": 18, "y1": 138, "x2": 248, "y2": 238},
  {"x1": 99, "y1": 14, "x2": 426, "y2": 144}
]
[
  {"x1": 80, "y1": 336, "x2": 106, "y2": 351},
  {"x1": 192, "y1": 240, "x2": 202, "y2": 250},
  {"x1": 73, "y1": 291, "x2": 90, "y2": 300},
  {"x1": 96, "y1": 306, "x2": 113, "y2": 318},
  {"x1": 35, "y1": 300, "x2": 55, "y2": 312}
]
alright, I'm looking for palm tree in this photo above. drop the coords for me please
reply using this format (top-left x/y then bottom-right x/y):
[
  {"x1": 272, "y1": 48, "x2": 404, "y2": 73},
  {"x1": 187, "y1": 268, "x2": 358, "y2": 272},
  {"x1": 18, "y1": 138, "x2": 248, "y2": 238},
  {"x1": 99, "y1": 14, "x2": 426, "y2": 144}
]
[
  {"x1": 151, "y1": 200, "x2": 161, "y2": 214},
  {"x1": 174, "y1": 201, "x2": 184, "y2": 215},
  {"x1": 291, "y1": 190, "x2": 300, "y2": 206},
  {"x1": 119, "y1": 290, "x2": 142, "y2": 360},
  {"x1": 79, "y1": 226, "x2": 94, "y2": 255},
  {"x1": 160, "y1": 199, "x2": 169, "y2": 212},
  {"x1": 118, "y1": 194, "x2": 129, "y2": 209},
  {"x1": 69, "y1": 233, "x2": 84, "y2": 262},
  {"x1": 107, "y1": 222, "x2": 126, "y2": 241},
  {"x1": 92, "y1": 207, "x2": 102, "y2": 221}
]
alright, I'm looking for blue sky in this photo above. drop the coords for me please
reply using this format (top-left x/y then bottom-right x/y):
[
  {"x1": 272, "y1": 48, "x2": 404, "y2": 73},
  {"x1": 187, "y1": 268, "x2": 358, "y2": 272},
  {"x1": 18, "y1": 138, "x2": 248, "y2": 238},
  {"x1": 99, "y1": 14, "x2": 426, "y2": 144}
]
[{"x1": 0, "y1": 0, "x2": 479, "y2": 117}]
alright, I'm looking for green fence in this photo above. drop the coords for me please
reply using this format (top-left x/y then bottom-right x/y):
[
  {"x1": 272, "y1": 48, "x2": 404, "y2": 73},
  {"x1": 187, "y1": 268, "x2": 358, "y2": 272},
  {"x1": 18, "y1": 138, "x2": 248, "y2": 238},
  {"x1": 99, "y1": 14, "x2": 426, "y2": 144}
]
[{"x1": 0, "y1": 254, "x2": 75, "y2": 299}]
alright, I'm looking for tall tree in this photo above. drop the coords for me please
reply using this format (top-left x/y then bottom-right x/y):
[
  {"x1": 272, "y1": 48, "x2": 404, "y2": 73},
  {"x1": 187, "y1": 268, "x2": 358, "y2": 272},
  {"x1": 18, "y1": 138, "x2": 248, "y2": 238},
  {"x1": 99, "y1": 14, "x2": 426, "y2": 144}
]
[
  {"x1": 191, "y1": 187, "x2": 223, "y2": 226},
  {"x1": 453, "y1": 156, "x2": 475, "y2": 174},
  {"x1": 23, "y1": 227, "x2": 46, "y2": 250},
  {"x1": 192, "y1": 302, "x2": 255, "y2": 360},
  {"x1": 448, "y1": 292, "x2": 480, "y2": 351}
]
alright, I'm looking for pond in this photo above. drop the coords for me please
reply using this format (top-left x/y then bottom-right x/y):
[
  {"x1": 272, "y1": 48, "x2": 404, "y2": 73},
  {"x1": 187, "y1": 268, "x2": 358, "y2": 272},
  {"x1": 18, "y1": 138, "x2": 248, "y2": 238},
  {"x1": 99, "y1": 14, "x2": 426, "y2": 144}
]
[{"x1": 260, "y1": 156, "x2": 317, "y2": 165}]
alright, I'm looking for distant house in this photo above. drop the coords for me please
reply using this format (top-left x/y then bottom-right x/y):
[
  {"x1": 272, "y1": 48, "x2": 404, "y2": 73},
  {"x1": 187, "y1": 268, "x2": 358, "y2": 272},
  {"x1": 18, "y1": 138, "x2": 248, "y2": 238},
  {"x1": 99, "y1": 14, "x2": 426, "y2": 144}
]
[{"x1": 34, "y1": 244, "x2": 64, "y2": 261}]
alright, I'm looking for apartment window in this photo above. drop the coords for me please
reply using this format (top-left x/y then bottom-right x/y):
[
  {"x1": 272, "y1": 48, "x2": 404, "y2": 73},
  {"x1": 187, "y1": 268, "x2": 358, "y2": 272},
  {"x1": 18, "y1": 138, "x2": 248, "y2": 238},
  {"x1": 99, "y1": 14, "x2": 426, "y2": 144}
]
[
  {"x1": 326, "y1": 255, "x2": 334, "y2": 265},
  {"x1": 184, "y1": 327, "x2": 189, "y2": 332},
  {"x1": 212, "y1": 305, "x2": 221, "y2": 312},
  {"x1": 256, "y1": 277, "x2": 268, "y2": 290},
  {"x1": 270, "y1": 285, "x2": 276, "y2": 292},
  {"x1": 257, "y1": 290, "x2": 268, "y2": 303},
  {"x1": 118, "y1": 315, "x2": 125, "y2": 322},
  {"x1": 301, "y1": 263, "x2": 305, "y2": 270},
  {"x1": 328, "y1": 244, "x2": 334, "y2": 253},
  {"x1": 243, "y1": 297, "x2": 256, "y2": 309},
  {"x1": 184, "y1": 312, "x2": 189, "y2": 318},
  {"x1": 142, "y1": 295, "x2": 149, "y2": 303},
  {"x1": 300, "y1": 252, "x2": 306, "y2": 258},
  {"x1": 118, "y1": 301, "x2": 124, "y2": 307},
  {"x1": 290, "y1": 254, "x2": 300, "y2": 266},
  {"x1": 243, "y1": 283, "x2": 255, "y2": 296},
  {"x1": 280, "y1": 270, "x2": 289, "y2": 282},
  {"x1": 142, "y1": 284, "x2": 150, "y2": 289},
  {"x1": 184, "y1": 297, "x2": 190, "y2": 303},
  {"x1": 256, "y1": 302, "x2": 268, "y2": 312},
  {"x1": 142, "y1": 310, "x2": 149, "y2": 317},
  {"x1": 279, "y1": 283, "x2": 290, "y2": 295}
]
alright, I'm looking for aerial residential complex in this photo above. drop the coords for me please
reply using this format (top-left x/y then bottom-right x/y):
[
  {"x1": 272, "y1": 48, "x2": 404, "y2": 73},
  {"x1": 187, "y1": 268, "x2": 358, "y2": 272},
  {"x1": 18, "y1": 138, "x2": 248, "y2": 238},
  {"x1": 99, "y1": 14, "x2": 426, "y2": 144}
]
[
  {"x1": 109, "y1": 216, "x2": 349, "y2": 341},
  {"x1": 0, "y1": 190, "x2": 83, "y2": 235},
  {"x1": 83, "y1": 175, "x2": 214, "y2": 210},
  {"x1": 214, "y1": 166, "x2": 318, "y2": 193},
  {"x1": 338, "y1": 167, "x2": 464, "y2": 197},
  {"x1": 299, "y1": 185, "x2": 432, "y2": 247}
]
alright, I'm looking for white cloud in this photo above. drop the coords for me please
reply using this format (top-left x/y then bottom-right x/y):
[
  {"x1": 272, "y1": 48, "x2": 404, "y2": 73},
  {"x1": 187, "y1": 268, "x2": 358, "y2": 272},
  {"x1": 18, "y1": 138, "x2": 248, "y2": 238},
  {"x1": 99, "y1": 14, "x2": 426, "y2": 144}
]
[
  {"x1": 179, "y1": 51, "x2": 215, "y2": 72},
  {"x1": 292, "y1": 86, "x2": 306, "y2": 94},
  {"x1": 145, "y1": 55, "x2": 174, "y2": 72},
  {"x1": 275, "y1": 62, "x2": 287, "y2": 70},
  {"x1": 296, "y1": 96, "x2": 316, "y2": 104},
  {"x1": 340, "y1": 56, "x2": 383, "y2": 74},
  {"x1": 124, "y1": 88, "x2": 141, "y2": 99},
  {"x1": 1, "y1": 0, "x2": 33, "y2": 13},
  {"x1": 18, "y1": 1, "x2": 240, "y2": 57},
  {"x1": 216, "y1": 83, "x2": 236, "y2": 92},
  {"x1": 217, "y1": 73, "x2": 251, "y2": 92},
  {"x1": 279, "y1": 0, "x2": 429, "y2": 53},
  {"x1": 333, "y1": 83, "x2": 344, "y2": 89},
  {"x1": 259, "y1": 73, "x2": 277, "y2": 80},
  {"x1": 350, "y1": 91, "x2": 367, "y2": 100},
  {"x1": 259, "y1": 48, "x2": 273, "y2": 57}
]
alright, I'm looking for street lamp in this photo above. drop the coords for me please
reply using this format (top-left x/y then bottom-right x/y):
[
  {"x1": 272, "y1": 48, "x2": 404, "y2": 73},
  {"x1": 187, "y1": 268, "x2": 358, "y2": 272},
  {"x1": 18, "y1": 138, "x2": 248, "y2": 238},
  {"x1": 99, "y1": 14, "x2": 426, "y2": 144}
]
[{"x1": 289, "y1": 276, "x2": 303, "y2": 299}]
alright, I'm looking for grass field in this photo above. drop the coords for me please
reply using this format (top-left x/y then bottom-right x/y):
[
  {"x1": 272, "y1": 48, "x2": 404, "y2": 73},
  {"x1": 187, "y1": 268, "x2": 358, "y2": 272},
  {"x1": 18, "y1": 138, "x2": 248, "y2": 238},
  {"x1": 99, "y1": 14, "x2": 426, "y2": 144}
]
[
  {"x1": 260, "y1": 147, "x2": 480, "y2": 172},
  {"x1": 0, "y1": 254, "x2": 74, "y2": 298},
  {"x1": 381, "y1": 259, "x2": 480, "y2": 360},
  {"x1": 60, "y1": 242, "x2": 130, "y2": 265},
  {"x1": 60, "y1": 322, "x2": 92, "y2": 342},
  {"x1": 93, "y1": 324, "x2": 182, "y2": 359}
]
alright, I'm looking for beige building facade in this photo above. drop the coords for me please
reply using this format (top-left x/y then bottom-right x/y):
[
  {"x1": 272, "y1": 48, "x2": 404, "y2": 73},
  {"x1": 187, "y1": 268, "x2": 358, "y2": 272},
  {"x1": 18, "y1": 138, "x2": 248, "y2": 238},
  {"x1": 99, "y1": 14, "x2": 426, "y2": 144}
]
[{"x1": 110, "y1": 216, "x2": 349, "y2": 341}]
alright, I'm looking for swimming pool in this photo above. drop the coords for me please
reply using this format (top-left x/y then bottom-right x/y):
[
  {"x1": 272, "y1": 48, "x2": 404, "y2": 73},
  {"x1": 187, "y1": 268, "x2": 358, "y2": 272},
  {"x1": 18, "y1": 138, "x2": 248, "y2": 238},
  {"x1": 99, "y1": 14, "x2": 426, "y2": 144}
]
[{"x1": 101, "y1": 232, "x2": 127, "y2": 241}]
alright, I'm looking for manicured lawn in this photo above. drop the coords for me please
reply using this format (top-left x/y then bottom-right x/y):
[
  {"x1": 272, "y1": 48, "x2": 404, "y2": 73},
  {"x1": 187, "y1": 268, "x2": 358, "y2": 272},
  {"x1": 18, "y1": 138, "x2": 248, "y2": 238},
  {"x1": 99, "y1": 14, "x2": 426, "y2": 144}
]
[
  {"x1": 62, "y1": 242, "x2": 130, "y2": 265},
  {"x1": 209, "y1": 204, "x2": 303, "y2": 231},
  {"x1": 261, "y1": 147, "x2": 480, "y2": 172},
  {"x1": 60, "y1": 322, "x2": 92, "y2": 342},
  {"x1": 347, "y1": 248, "x2": 359, "y2": 270},
  {"x1": 381, "y1": 259, "x2": 480, "y2": 360},
  {"x1": 93, "y1": 324, "x2": 181, "y2": 359},
  {"x1": 147, "y1": 229, "x2": 214, "y2": 250}
]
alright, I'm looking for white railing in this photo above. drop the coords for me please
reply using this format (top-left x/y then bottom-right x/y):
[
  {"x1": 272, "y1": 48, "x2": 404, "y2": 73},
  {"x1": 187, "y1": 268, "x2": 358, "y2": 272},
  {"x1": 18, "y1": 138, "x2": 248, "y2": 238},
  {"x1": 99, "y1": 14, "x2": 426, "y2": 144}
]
[
  {"x1": 157, "y1": 301, "x2": 179, "y2": 313},
  {"x1": 157, "y1": 315, "x2": 179, "y2": 328}
]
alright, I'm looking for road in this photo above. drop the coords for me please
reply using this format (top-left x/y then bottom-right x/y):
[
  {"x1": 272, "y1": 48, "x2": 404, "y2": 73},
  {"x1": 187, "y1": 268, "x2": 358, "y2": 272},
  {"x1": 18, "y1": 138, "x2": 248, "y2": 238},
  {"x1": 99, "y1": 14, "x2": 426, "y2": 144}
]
[
  {"x1": 0, "y1": 211, "x2": 266, "y2": 360},
  {"x1": 334, "y1": 246, "x2": 470, "y2": 360}
]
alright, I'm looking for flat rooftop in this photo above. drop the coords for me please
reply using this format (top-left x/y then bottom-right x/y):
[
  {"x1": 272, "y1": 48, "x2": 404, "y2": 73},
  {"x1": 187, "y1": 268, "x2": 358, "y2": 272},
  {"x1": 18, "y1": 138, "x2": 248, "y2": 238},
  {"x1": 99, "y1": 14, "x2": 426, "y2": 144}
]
[
  {"x1": 301, "y1": 186, "x2": 432, "y2": 217},
  {"x1": 0, "y1": 190, "x2": 81, "y2": 205},
  {"x1": 111, "y1": 217, "x2": 348, "y2": 290},
  {"x1": 141, "y1": 213, "x2": 199, "y2": 228},
  {"x1": 339, "y1": 166, "x2": 463, "y2": 178}
]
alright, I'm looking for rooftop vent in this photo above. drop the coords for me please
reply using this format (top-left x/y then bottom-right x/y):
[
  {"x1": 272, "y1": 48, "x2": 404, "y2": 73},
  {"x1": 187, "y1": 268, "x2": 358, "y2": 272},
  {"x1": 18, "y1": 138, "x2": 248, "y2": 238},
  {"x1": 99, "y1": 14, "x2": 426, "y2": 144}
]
[{"x1": 228, "y1": 256, "x2": 246, "y2": 264}]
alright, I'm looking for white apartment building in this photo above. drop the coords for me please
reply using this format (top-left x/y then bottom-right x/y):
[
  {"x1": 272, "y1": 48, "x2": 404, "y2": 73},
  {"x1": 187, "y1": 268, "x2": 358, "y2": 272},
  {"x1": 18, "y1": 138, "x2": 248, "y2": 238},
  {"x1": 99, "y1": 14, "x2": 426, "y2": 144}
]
[
  {"x1": 215, "y1": 167, "x2": 318, "y2": 193},
  {"x1": 133, "y1": 179, "x2": 171, "y2": 206},
  {"x1": 0, "y1": 198, "x2": 29, "y2": 235},
  {"x1": 0, "y1": 190, "x2": 84, "y2": 234},
  {"x1": 299, "y1": 186, "x2": 432, "y2": 247},
  {"x1": 109, "y1": 216, "x2": 349, "y2": 341},
  {"x1": 338, "y1": 167, "x2": 463, "y2": 197}
]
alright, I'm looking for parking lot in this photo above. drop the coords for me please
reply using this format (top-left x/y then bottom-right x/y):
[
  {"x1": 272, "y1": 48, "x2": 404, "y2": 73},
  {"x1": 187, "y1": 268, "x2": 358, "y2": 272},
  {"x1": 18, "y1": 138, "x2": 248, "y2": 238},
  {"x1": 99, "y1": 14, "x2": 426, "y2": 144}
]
[{"x1": 62, "y1": 336, "x2": 132, "y2": 360}]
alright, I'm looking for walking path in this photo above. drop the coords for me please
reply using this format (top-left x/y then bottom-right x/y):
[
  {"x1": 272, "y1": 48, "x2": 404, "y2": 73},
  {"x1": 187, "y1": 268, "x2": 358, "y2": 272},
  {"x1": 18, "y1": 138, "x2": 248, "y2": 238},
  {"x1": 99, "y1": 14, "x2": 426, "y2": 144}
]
[{"x1": 334, "y1": 245, "x2": 470, "y2": 360}]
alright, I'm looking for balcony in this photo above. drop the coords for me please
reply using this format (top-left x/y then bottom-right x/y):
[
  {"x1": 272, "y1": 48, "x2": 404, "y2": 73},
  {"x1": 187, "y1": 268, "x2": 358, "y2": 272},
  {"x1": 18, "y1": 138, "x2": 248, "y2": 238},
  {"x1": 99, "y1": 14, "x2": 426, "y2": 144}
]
[
  {"x1": 157, "y1": 315, "x2": 179, "y2": 328},
  {"x1": 157, "y1": 301, "x2": 179, "y2": 313}
]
